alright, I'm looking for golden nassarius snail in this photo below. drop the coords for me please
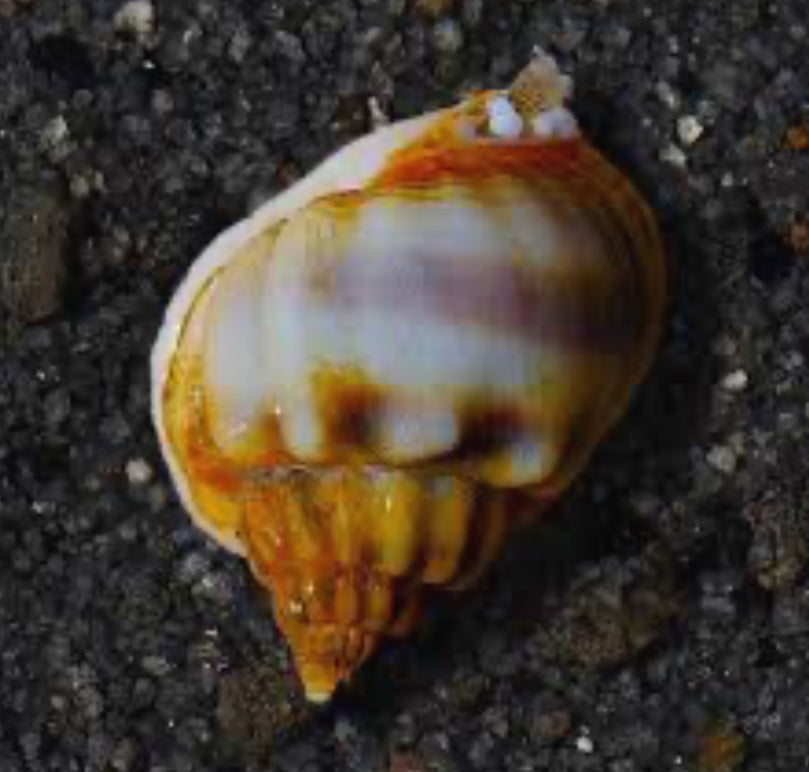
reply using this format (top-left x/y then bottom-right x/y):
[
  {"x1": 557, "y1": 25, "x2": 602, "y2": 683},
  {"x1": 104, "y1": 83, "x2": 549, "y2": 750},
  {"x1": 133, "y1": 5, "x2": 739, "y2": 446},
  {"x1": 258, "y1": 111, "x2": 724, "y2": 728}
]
[{"x1": 151, "y1": 51, "x2": 666, "y2": 702}]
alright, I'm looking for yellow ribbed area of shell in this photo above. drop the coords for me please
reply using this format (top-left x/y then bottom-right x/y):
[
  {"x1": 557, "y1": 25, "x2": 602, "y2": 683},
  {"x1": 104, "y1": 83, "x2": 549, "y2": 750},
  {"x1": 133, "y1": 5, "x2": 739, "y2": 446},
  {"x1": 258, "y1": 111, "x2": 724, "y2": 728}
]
[{"x1": 241, "y1": 469, "x2": 535, "y2": 701}]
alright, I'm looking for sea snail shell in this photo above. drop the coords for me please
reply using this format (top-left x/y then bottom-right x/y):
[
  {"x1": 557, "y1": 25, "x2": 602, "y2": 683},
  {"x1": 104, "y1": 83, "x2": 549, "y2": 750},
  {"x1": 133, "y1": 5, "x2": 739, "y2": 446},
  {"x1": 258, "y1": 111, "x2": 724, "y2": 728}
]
[{"x1": 151, "y1": 51, "x2": 666, "y2": 702}]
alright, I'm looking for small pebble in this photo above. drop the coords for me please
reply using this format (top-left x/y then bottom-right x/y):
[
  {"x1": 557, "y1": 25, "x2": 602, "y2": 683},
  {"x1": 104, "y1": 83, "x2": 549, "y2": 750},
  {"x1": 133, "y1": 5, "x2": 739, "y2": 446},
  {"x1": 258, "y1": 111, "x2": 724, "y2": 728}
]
[
  {"x1": 788, "y1": 220, "x2": 809, "y2": 253},
  {"x1": 141, "y1": 655, "x2": 173, "y2": 677},
  {"x1": 531, "y1": 708, "x2": 572, "y2": 742},
  {"x1": 431, "y1": 18, "x2": 464, "y2": 54},
  {"x1": 228, "y1": 27, "x2": 252, "y2": 64},
  {"x1": 151, "y1": 89, "x2": 174, "y2": 115},
  {"x1": 720, "y1": 370, "x2": 748, "y2": 392},
  {"x1": 706, "y1": 445, "x2": 737, "y2": 474},
  {"x1": 390, "y1": 751, "x2": 428, "y2": 772},
  {"x1": 785, "y1": 122, "x2": 809, "y2": 151},
  {"x1": 69, "y1": 174, "x2": 92, "y2": 199},
  {"x1": 462, "y1": 0, "x2": 483, "y2": 27},
  {"x1": 110, "y1": 738, "x2": 138, "y2": 772},
  {"x1": 0, "y1": 183, "x2": 71, "y2": 323},
  {"x1": 334, "y1": 716, "x2": 357, "y2": 745},
  {"x1": 660, "y1": 143, "x2": 687, "y2": 168},
  {"x1": 677, "y1": 115, "x2": 704, "y2": 146},
  {"x1": 655, "y1": 81, "x2": 680, "y2": 109},
  {"x1": 368, "y1": 96, "x2": 390, "y2": 128},
  {"x1": 40, "y1": 116, "x2": 69, "y2": 151},
  {"x1": 273, "y1": 30, "x2": 305, "y2": 65},
  {"x1": 126, "y1": 458, "x2": 154, "y2": 486},
  {"x1": 415, "y1": 0, "x2": 454, "y2": 17},
  {"x1": 114, "y1": 0, "x2": 155, "y2": 39}
]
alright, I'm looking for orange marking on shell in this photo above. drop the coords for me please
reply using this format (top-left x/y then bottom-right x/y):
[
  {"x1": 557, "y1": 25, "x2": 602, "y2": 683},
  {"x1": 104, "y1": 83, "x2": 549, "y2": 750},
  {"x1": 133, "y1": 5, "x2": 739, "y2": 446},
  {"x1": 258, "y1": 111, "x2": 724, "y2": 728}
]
[{"x1": 372, "y1": 131, "x2": 583, "y2": 190}]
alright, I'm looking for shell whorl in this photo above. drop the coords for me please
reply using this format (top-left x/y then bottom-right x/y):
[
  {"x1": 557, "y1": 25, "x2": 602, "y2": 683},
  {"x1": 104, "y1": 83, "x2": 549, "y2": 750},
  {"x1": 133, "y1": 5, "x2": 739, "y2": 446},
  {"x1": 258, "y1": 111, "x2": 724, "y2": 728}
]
[{"x1": 242, "y1": 469, "x2": 535, "y2": 700}]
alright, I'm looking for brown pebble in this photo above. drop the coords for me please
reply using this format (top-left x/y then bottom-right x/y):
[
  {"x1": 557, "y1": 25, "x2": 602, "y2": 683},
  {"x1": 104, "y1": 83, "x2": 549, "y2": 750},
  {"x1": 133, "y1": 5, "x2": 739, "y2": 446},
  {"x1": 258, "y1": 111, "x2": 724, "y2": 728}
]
[
  {"x1": 547, "y1": 544, "x2": 681, "y2": 667},
  {"x1": 389, "y1": 751, "x2": 428, "y2": 772},
  {"x1": 414, "y1": 0, "x2": 455, "y2": 16},
  {"x1": 785, "y1": 121, "x2": 809, "y2": 151},
  {"x1": 787, "y1": 219, "x2": 809, "y2": 254},
  {"x1": 696, "y1": 720, "x2": 746, "y2": 772},
  {"x1": 745, "y1": 498, "x2": 809, "y2": 591},
  {"x1": 0, "y1": 182, "x2": 71, "y2": 323},
  {"x1": 216, "y1": 656, "x2": 313, "y2": 761},
  {"x1": 531, "y1": 708, "x2": 572, "y2": 742}
]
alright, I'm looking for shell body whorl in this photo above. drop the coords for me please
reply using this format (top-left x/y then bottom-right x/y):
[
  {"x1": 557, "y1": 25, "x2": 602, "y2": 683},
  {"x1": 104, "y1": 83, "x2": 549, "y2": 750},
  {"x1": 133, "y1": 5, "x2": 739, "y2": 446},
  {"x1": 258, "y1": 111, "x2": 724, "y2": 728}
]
[{"x1": 151, "y1": 53, "x2": 666, "y2": 701}]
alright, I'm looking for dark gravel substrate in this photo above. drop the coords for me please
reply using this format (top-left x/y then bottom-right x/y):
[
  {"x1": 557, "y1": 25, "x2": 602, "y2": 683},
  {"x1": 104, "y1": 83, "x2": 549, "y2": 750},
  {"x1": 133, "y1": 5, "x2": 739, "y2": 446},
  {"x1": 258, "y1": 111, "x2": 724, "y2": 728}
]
[{"x1": 1, "y1": 1, "x2": 808, "y2": 770}]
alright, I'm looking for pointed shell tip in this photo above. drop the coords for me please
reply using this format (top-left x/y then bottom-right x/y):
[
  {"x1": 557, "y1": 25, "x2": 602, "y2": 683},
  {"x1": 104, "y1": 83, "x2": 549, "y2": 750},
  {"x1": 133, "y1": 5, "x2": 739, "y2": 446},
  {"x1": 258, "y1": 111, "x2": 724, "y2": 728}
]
[
  {"x1": 302, "y1": 676, "x2": 338, "y2": 704},
  {"x1": 305, "y1": 689, "x2": 334, "y2": 704}
]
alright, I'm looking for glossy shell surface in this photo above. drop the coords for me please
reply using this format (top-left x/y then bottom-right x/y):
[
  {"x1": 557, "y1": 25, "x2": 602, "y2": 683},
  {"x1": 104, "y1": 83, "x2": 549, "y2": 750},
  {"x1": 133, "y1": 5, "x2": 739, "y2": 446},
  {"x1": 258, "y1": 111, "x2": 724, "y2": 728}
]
[{"x1": 152, "y1": 53, "x2": 666, "y2": 701}]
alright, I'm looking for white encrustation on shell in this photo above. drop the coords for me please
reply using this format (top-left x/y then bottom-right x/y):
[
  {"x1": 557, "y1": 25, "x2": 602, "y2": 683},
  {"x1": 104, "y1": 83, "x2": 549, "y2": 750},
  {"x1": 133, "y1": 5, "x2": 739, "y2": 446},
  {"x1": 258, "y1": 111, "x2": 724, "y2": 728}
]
[
  {"x1": 532, "y1": 106, "x2": 580, "y2": 139},
  {"x1": 486, "y1": 95, "x2": 524, "y2": 138}
]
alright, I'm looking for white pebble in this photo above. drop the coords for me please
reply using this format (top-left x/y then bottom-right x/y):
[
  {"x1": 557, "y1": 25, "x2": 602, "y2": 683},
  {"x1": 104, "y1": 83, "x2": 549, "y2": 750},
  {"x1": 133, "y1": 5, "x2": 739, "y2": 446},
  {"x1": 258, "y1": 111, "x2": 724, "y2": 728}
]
[
  {"x1": 114, "y1": 0, "x2": 155, "y2": 38},
  {"x1": 660, "y1": 143, "x2": 687, "y2": 168},
  {"x1": 367, "y1": 96, "x2": 390, "y2": 129},
  {"x1": 486, "y1": 95, "x2": 523, "y2": 139},
  {"x1": 431, "y1": 18, "x2": 464, "y2": 54},
  {"x1": 531, "y1": 107, "x2": 580, "y2": 139},
  {"x1": 677, "y1": 115, "x2": 704, "y2": 146},
  {"x1": 575, "y1": 735, "x2": 594, "y2": 754},
  {"x1": 655, "y1": 81, "x2": 680, "y2": 109},
  {"x1": 40, "y1": 116, "x2": 69, "y2": 149},
  {"x1": 720, "y1": 369, "x2": 748, "y2": 392},
  {"x1": 706, "y1": 445, "x2": 737, "y2": 475},
  {"x1": 126, "y1": 457, "x2": 154, "y2": 486}
]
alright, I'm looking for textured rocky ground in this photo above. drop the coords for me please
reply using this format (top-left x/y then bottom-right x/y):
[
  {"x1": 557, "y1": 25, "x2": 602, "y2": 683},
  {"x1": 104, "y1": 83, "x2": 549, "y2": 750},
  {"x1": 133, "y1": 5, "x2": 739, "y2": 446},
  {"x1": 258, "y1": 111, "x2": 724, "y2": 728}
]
[{"x1": 1, "y1": 1, "x2": 808, "y2": 770}]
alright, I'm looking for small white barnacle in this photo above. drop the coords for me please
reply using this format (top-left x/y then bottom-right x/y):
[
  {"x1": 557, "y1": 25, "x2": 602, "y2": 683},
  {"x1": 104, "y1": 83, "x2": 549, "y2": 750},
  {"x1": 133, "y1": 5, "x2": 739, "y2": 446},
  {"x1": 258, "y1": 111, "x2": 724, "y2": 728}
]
[{"x1": 486, "y1": 94, "x2": 525, "y2": 138}]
